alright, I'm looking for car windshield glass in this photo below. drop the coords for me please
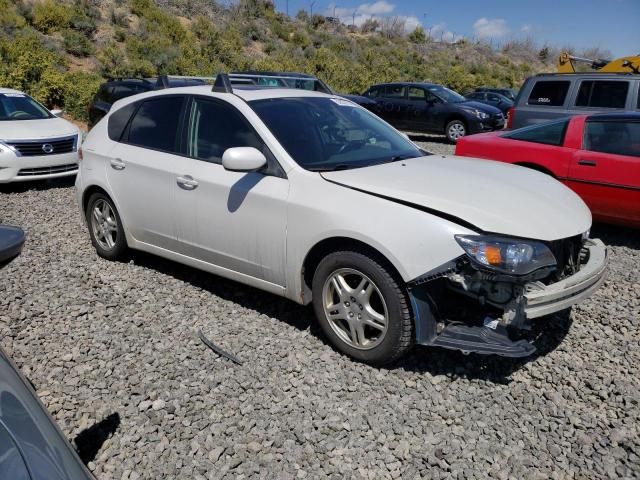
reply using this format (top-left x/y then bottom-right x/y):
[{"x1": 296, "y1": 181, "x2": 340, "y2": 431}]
[
  {"x1": 249, "y1": 97, "x2": 424, "y2": 171},
  {"x1": 427, "y1": 86, "x2": 466, "y2": 103},
  {"x1": 501, "y1": 118, "x2": 570, "y2": 146},
  {"x1": 0, "y1": 93, "x2": 52, "y2": 121}
]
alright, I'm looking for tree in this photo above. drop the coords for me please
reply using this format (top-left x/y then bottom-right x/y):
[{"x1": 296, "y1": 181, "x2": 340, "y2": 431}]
[{"x1": 408, "y1": 26, "x2": 426, "y2": 44}]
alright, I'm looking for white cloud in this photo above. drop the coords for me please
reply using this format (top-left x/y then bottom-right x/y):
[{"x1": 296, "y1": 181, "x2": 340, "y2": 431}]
[
  {"x1": 521, "y1": 24, "x2": 533, "y2": 34},
  {"x1": 325, "y1": 2, "x2": 421, "y2": 32},
  {"x1": 429, "y1": 22, "x2": 464, "y2": 43},
  {"x1": 473, "y1": 17, "x2": 510, "y2": 39}
]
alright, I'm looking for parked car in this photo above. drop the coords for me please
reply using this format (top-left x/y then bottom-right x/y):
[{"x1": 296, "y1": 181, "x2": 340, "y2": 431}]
[
  {"x1": 0, "y1": 224, "x2": 94, "y2": 479},
  {"x1": 465, "y1": 91, "x2": 514, "y2": 115},
  {"x1": 474, "y1": 87, "x2": 518, "y2": 101},
  {"x1": 456, "y1": 113, "x2": 640, "y2": 227},
  {"x1": 0, "y1": 88, "x2": 81, "y2": 183},
  {"x1": 88, "y1": 76, "x2": 207, "y2": 128},
  {"x1": 228, "y1": 71, "x2": 378, "y2": 112},
  {"x1": 76, "y1": 76, "x2": 607, "y2": 365},
  {"x1": 508, "y1": 72, "x2": 639, "y2": 129},
  {"x1": 361, "y1": 82, "x2": 505, "y2": 143}
]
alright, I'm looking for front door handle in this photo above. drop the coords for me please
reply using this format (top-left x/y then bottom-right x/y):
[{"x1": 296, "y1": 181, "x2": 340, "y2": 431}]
[
  {"x1": 110, "y1": 158, "x2": 125, "y2": 170},
  {"x1": 578, "y1": 159, "x2": 597, "y2": 167},
  {"x1": 176, "y1": 175, "x2": 198, "y2": 190}
]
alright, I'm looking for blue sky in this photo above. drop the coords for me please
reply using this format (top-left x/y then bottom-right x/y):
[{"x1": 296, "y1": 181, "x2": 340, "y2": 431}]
[{"x1": 272, "y1": 0, "x2": 638, "y2": 57}]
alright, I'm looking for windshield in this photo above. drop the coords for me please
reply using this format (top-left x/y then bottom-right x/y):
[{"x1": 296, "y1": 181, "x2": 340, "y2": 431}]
[
  {"x1": 427, "y1": 86, "x2": 466, "y2": 103},
  {"x1": 250, "y1": 97, "x2": 424, "y2": 171},
  {"x1": 0, "y1": 93, "x2": 52, "y2": 121}
]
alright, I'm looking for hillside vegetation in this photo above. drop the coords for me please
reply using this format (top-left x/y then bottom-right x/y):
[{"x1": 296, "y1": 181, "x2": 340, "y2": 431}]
[{"x1": 1, "y1": 0, "x2": 556, "y2": 122}]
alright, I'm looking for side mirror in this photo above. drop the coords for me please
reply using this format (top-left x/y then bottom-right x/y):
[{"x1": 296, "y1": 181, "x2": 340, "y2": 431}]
[
  {"x1": 222, "y1": 147, "x2": 267, "y2": 172},
  {"x1": 50, "y1": 109, "x2": 64, "y2": 118}
]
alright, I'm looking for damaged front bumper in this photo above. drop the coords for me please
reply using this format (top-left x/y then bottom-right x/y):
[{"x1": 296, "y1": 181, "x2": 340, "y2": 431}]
[
  {"x1": 523, "y1": 239, "x2": 607, "y2": 319},
  {"x1": 409, "y1": 238, "x2": 608, "y2": 358}
]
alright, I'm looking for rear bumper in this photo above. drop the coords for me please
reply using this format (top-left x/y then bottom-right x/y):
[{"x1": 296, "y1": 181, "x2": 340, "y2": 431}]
[{"x1": 524, "y1": 239, "x2": 608, "y2": 319}]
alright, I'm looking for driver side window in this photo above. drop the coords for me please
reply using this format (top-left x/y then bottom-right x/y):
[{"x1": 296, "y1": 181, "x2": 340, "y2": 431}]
[{"x1": 187, "y1": 98, "x2": 265, "y2": 165}]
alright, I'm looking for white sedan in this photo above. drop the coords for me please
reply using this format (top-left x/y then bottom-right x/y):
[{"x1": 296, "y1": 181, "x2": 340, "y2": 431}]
[
  {"x1": 75, "y1": 77, "x2": 607, "y2": 365},
  {"x1": 0, "y1": 88, "x2": 81, "y2": 183}
]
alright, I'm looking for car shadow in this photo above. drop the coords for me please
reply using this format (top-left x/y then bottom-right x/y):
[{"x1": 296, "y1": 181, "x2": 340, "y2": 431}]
[
  {"x1": 391, "y1": 309, "x2": 573, "y2": 384},
  {"x1": 74, "y1": 412, "x2": 121, "y2": 464},
  {"x1": 128, "y1": 251, "x2": 316, "y2": 334},
  {"x1": 591, "y1": 222, "x2": 640, "y2": 249},
  {"x1": 128, "y1": 251, "x2": 574, "y2": 384},
  {"x1": 0, "y1": 176, "x2": 75, "y2": 193}
]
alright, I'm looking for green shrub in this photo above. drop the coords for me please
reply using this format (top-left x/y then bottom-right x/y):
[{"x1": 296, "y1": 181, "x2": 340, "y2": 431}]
[
  {"x1": 62, "y1": 29, "x2": 94, "y2": 56},
  {"x1": 31, "y1": 0, "x2": 73, "y2": 33}
]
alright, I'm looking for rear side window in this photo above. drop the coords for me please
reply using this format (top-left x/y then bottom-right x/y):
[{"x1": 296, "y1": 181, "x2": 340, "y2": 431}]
[
  {"x1": 383, "y1": 85, "x2": 406, "y2": 99},
  {"x1": 502, "y1": 118, "x2": 569, "y2": 146},
  {"x1": 365, "y1": 87, "x2": 381, "y2": 98},
  {"x1": 107, "y1": 102, "x2": 138, "y2": 141},
  {"x1": 127, "y1": 96, "x2": 184, "y2": 153},
  {"x1": 527, "y1": 81, "x2": 571, "y2": 106},
  {"x1": 584, "y1": 121, "x2": 640, "y2": 157},
  {"x1": 575, "y1": 81, "x2": 629, "y2": 108}
]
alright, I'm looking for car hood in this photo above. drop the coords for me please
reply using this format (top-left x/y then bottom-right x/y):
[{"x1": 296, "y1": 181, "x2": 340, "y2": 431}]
[
  {"x1": 459, "y1": 101, "x2": 502, "y2": 114},
  {"x1": 320, "y1": 155, "x2": 591, "y2": 241},
  {"x1": 0, "y1": 118, "x2": 78, "y2": 141}
]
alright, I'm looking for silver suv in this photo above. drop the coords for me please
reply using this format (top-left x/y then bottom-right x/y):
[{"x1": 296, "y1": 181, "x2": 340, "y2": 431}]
[{"x1": 509, "y1": 73, "x2": 639, "y2": 129}]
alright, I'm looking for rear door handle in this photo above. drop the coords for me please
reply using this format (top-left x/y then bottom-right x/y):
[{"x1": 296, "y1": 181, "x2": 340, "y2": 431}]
[
  {"x1": 110, "y1": 158, "x2": 125, "y2": 170},
  {"x1": 176, "y1": 175, "x2": 198, "y2": 190},
  {"x1": 578, "y1": 159, "x2": 597, "y2": 167}
]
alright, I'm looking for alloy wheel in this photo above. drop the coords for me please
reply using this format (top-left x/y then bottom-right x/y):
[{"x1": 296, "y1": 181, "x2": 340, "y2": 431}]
[
  {"x1": 448, "y1": 122, "x2": 466, "y2": 140},
  {"x1": 90, "y1": 199, "x2": 118, "y2": 250},
  {"x1": 322, "y1": 268, "x2": 389, "y2": 350}
]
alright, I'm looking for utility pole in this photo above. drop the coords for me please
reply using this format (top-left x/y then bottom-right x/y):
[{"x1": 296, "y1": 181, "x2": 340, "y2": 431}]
[
  {"x1": 286, "y1": 0, "x2": 288, "y2": 16},
  {"x1": 309, "y1": 0, "x2": 315, "y2": 17}
]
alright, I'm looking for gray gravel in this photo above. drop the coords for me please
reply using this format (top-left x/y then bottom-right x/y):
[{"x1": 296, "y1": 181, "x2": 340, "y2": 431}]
[{"x1": 1, "y1": 146, "x2": 639, "y2": 479}]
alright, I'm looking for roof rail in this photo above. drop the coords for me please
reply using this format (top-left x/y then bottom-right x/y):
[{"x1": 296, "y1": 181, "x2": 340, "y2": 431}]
[
  {"x1": 106, "y1": 77, "x2": 154, "y2": 84},
  {"x1": 212, "y1": 73, "x2": 233, "y2": 93}
]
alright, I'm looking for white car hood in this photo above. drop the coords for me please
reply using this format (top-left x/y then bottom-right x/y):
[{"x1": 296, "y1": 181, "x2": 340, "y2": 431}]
[
  {"x1": 321, "y1": 155, "x2": 591, "y2": 241},
  {"x1": 0, "y1": 118, "x2": 78, "y2": 141}
]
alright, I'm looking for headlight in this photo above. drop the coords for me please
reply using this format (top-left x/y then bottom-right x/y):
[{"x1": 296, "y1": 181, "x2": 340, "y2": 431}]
[
  {"x1": 455, "y1": 235, "x2": 556, "y2": 275},
  {"x1": 473, "y1": 110, "x2": 489, "y2": 119}
]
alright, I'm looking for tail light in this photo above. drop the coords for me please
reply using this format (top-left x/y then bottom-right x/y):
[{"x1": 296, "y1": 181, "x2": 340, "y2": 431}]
[{"x1": 506, "y1": 107, "x2": 515, "y2": 129}]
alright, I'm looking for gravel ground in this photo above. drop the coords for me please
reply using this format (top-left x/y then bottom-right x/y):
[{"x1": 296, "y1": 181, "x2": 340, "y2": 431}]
[{"x1": 0, "y1": 140, "x2": 639, "y2": 479}]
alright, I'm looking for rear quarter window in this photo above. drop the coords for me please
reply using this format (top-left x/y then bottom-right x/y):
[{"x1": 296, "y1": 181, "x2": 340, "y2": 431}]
[
  {"x1": 107, "y1": 102, "x2": 138, "y2": 141},
  {"x1": 575, "y1": 81, "x2": 629, "y2": 108},
  {"x1": 527, "y1": 81, "x2": 571, "y2": 106},
  {"x1": 502, "y1": 118, "x2": 570, "y2": 146}
]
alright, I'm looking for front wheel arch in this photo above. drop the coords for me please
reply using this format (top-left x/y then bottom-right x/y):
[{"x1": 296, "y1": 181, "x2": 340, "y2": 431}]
[
  {"x1": 301, "y1": 237, "x2": 405, "y2": 304},
  {"x1": 514, "y1": 163, "x2": 556, "y2": 178}
]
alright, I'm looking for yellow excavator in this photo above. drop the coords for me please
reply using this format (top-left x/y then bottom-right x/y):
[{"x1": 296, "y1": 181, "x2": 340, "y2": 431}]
[{"x1": 557, "y1": 52, "x2": 640, "y2": 73}]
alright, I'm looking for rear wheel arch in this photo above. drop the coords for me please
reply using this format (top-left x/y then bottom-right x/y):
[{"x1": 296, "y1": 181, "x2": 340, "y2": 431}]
[{"x1": 82, "y1": 185, "x2": 111, "y2": 216}]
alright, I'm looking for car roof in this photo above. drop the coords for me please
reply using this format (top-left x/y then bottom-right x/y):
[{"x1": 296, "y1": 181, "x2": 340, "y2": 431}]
[
  {"x1": 112, "y1": 85, "x2": 337, "y2": 104},
  {"x1": 0, "y1": 87, "x2": 25, "y2": 95},
  {"x1": 587, "y1": 112, "x2": 640, "y2": 122},
  {"x1": 532, "y1": 72, "x2": 639, "y2": 79},
  {"x1": 371, "y1": 82, "x2": 439, "y2": 88}
]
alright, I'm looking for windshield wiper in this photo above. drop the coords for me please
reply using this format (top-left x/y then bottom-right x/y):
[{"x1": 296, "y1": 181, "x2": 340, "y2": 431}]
[{"x1": 307, "y1": 164, "x2": 356, "y2": 172}]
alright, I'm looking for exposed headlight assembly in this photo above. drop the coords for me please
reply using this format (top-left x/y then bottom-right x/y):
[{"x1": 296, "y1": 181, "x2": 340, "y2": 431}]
[{"x1": 455, "y1": 235, "x2": 556, "y2": 275}]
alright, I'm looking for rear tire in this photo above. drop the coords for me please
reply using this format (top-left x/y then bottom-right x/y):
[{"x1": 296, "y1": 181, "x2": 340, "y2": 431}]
[
  {"x1": 311, "y1": 250, "x2": 414, "y2": 366},
  {"x1": 86, "y1": 192, "x2": 128, "y2": 260},
  {"x1": 446, "y1": 119, "x2": 467, "y2": 143}
]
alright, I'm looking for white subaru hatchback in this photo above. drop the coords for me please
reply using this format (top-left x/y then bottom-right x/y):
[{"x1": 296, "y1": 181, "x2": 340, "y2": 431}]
[
  {"x1": 0, "y1": 88, "x2": 81, "y2": 183},
  {"x1": 75, "y1": 76, "x2": 607, "y2": 365}
]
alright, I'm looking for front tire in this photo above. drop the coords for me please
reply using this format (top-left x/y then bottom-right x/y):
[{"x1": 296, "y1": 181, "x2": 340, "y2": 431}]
[
  {"x1": 86, "y1": 192, "x2": 128, "y2": 260},
  {"x1": 446, "y1": 119, "x2": 467, "y2": 143},
  {"x1": 312, "y1": 250, "x2": 414, "y2": 365}
]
